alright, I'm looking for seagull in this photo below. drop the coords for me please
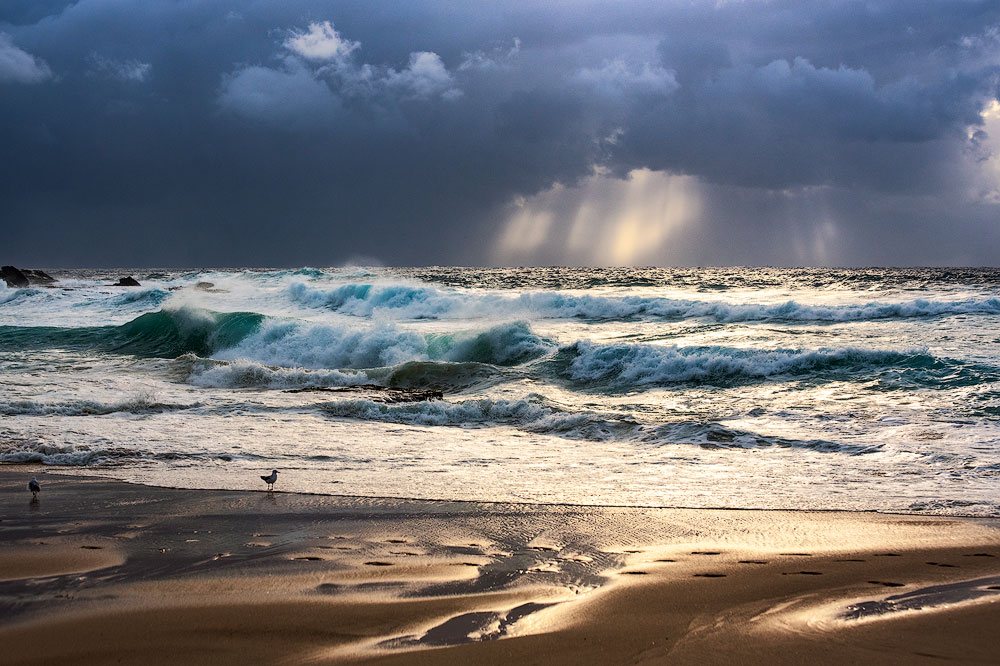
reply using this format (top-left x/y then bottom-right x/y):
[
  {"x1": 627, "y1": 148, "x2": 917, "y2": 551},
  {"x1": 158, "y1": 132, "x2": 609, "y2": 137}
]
[
  {"x1": 28, "y1": 477, "x2": 40, "y2": 499},
  {"x1": 260, "y1": 470, "x2": 278, "y2": 491}
]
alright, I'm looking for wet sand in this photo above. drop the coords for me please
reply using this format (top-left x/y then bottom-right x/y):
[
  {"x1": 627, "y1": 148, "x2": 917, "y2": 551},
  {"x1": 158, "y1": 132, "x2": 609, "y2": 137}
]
[{"x1": 1, "y1": 470, "x2": 998, "y2": 664}]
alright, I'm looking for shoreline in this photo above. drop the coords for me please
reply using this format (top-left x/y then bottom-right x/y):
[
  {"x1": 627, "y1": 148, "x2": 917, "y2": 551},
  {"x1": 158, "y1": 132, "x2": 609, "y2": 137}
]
[
  {"x1": 2, "y1": 471, "x2": 999, "y2": 664},
  {"x1": 9, "y1": 463, "x2": 997, "y2": 520}
]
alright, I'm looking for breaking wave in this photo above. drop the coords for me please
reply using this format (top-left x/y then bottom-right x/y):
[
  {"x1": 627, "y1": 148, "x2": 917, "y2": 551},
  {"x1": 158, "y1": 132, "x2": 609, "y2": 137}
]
[
  {"x1": 0, "y1": 285, "x2": 42, "y2": 305},
  {"x1": 287, "y1": 281, "x2": 1000, "y2": 323},
  {"x1": 0, "y1": 307, "x2": 264, "y2": 358},
  {"x1": 102, "y1": 287, "x2": 172, "y2": 308},
  {"x1": 556, "y1": 342, "x2": 988, "y2": 389},
  {"x1": 0, "y1": 306, "x2": 552, "y2": 370},
  {"x1": 212, "y1": 318, "x2": 552, "y2": 370}
]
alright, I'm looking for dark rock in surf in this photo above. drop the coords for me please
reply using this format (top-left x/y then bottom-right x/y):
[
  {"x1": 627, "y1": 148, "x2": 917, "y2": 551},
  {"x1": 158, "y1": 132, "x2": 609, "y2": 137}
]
[
  {"x1": 22, "y1": 269, "x2": 56, "y2": 285},
  {"x1": 113, "y1": 276, "x2": 141, "y2": 287},
  {"x1": 194, "y1": 281, "x2": 227, "y2": 293},
  {"x1": 1, "y1": 266, "x2": 29, "y2": 288},
  {"x1": 284, "y1": 385, "x2": 444, "y2": 403},
  {"x1": 1, "y1": 266, "x2": 56, "y2": 287}
]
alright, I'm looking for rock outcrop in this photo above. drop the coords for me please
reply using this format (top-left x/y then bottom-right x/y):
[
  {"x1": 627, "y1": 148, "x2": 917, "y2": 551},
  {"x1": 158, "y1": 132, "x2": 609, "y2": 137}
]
[
  {"x1": 284, "y1": 385, "x2": 444, "y2": 403},
  {"x1": 22, "y1": 269, "x2": 55, "y2": 284},
  {"x1": 113, "y1": 276, "x2": 141, "y2": 287},
  {"x1": 2, "y1": 266, "x2": 56, "y2": 288},
  {"x1": 1, "y1": 266, "x2": 28, "y2": 288}
]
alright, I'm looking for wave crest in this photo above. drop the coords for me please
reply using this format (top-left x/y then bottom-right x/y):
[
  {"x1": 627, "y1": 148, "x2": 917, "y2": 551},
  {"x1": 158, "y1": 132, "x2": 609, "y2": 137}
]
[
  {"x1": 286, "y1": 281, "x2": 1000, "y2": 323},
  {"x1": 214, "y1": 319, "x2": 553, "y2": 370},
  {"x1": 559, "y1": 342, "x2": 947, "y2": 388}
]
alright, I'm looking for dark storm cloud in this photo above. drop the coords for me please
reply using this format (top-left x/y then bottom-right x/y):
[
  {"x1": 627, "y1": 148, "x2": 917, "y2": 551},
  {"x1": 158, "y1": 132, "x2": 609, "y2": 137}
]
[{"x1": 1, "y1": 0, "x2": 999, "y2": 266}]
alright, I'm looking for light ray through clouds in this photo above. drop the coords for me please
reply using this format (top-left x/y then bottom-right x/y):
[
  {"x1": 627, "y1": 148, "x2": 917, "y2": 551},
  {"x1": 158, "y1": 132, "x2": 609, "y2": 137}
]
[{"x1": 497, "y1": 169, "x2": 702, "y2": 266}]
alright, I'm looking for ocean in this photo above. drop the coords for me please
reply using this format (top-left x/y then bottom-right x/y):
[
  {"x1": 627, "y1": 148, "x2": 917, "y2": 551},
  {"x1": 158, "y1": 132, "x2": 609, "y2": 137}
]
[{"x1": 1, "y1": 267, "x2": 998, "y2": 515}]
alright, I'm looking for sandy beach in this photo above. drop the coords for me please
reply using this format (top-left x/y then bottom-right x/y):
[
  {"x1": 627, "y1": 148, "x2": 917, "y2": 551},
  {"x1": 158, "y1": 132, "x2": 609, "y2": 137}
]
[{"x1": 0, "y1": 470, "x2": 997, "y2": 665}]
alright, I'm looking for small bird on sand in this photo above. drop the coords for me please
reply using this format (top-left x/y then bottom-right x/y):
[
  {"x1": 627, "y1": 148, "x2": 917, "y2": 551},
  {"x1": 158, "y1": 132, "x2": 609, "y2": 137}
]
[
  {"x1": 260, "y1": 470, "x2": 279, "y2": 491},
  {"x1": 28, "y1": 477, "x2": 40, "y2": 499}
]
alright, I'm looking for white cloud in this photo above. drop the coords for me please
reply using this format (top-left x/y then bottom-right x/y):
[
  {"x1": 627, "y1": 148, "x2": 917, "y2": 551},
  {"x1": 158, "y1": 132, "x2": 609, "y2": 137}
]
[
  {"x1": 967, "y1": 99, "x2": 1000, "y2": 204},
  {"x1": 573, "y1": 59, "x2": 679, "y2": 97},
  {"x1": 386, "y1": 51, "x2": 459, "y2": 100},
  {"x1": 0, "y1": 33, "x2": 52, "y2": 84},
  {"x1": 220, "y1": 21, "x2": 461, "y2": 122},
  {"x1": 88, "y1": 53, "x2": 152, "y2": 82},
  {"x1": 283, "y1": 21, "x2": 359, "y2": 63}
]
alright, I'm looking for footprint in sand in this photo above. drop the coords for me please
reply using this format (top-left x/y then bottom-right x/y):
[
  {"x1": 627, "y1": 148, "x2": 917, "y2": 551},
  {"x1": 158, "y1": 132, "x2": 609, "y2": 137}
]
[
  {"x1": 364, "y1": 561, "x2": 394, "y2": 566},
  {"x1": 926, "y1": 562, "x2": 958, "y2": 568},
  {"x1": 869, "y1": 580, "x2": 905, "y2": 587},
  {"x1": 835, "y1": 558, "x2": 866, "y2": 562},
  {"x1": 964, "y1": 553, "x2": 995, "y2": 558},
  {"x1": 386, "y1": 539, "x2": 408, "y2": 544},
  {"x1": 621, "y1": 571, "x2": 648, "y2": 576},
  {"x1": 80, "y1": 545, "x2": 103, "y2": 550},
  {"x1": 874, "y1": 553, "x2": 902, "y2": 557},
  {"x1": 293, "y1": 556, "x2": 323, "y2": 561},
  {"x1": 655, "y1": 559, "x2": 677, "y2": 563},
  {"x1": 694, "y1": 573, "x2": 726, "y2": 578},
  {"x1": 528, "y1": 561, "x2": 562, "y2": 573},
  {"x1": 780, "y1": 553, "x2": 813, "y2": 557},
  {"x1": 561, "y1": 555, "x2": 594, "y2": 563},
  {"x1": 691, "y1": 551, "x2": 721, "y2": 556},
  {"x1": 783, "y1": 571, "x2": 823, "y2": 576},
  {"x1": 739, "y1": 560, "x2": 768, "y2": 565}
]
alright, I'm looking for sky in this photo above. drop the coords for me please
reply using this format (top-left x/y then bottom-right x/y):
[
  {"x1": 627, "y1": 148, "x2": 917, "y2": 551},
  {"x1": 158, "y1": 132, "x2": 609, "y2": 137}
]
[{"x1": 2, "y1": 0, "x2": 999, "y2": 267}]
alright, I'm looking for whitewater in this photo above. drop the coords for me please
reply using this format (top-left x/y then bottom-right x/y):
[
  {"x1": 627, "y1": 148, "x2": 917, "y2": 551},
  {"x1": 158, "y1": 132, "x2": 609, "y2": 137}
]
[{"x1": 1, "y1": 267, "x2": 998, "y2": 515}]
